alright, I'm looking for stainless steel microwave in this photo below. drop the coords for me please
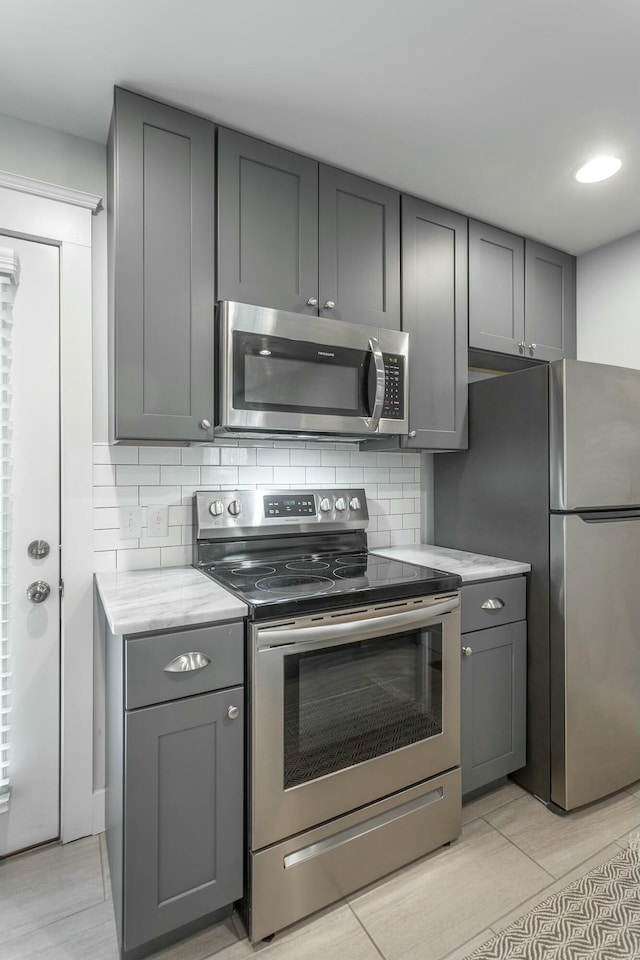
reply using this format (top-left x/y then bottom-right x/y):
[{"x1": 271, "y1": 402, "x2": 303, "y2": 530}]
[{"x1": 215, "y1": 301, "x2": 409, "y2": 441}]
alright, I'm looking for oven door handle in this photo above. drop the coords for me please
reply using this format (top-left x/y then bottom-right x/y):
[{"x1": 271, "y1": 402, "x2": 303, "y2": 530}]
[{"x1": 257, "y1": 597, "x2": 459, "y2": 650}]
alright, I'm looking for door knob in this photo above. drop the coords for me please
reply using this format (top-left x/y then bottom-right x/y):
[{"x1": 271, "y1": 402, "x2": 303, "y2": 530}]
[
  {"x1": 323, "y1": 300, "x2": 335, "y2": 310},
  {"x1": 27, "y1": 581, "x2": 51, "y2": 603}
]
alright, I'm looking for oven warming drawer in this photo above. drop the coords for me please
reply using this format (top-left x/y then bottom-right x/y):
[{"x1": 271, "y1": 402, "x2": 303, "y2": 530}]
[{"x1": 248, "y1": 767, "x2": 461, "y2": 941}]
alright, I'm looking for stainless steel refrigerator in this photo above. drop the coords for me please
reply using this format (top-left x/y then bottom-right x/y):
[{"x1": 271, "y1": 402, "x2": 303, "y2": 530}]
[{"x1": 434, "y1": 359, "x2": 640, "y2": 811}]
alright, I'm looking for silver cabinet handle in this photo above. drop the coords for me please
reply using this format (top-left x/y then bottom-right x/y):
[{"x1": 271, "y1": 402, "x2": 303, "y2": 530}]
[
  {"x1": 27, "y1": 580, "x2": 50, "y2": 603},
  {"x1": 227, "y1": 705, "x2": 240, "y2": 720},
  {"x1": 200, "y1": 419, "x2": 211, "y2": 430},
  {"x1": 408, "y1": 430, "x2": 417, "y2": 439},
  {"x1": 365, "y1": 337, "x2": 386, "y2": 433},
  {"x1": 323, "y1": 300, "x2": 335, "y2": 309},
  {"x1": 529, "y1": 343, "x2": 537, "y2": 355},
  {"x1": 306, "y1": 297, "x2": 318, "y2": 306},
  {"x1": 518, "y1": 341, "x2": 526, "y2": 353},
  {"x1": 163, "y1": 651, "x2": 212, "y2": 673},
  {"x1": 481, "y1": 597, "x2": 505, "y2": 610},
  {"x1": 462, "y1": 646, "x2": 473, "y2": 656}
]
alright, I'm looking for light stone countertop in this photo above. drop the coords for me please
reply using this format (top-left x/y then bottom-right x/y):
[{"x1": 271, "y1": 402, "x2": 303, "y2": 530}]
[
  {"x1": 95, "y1": 566, "x2": 247, "y2": 636},
  {"x1": 370, "y1": 544, "x2": 530, "y2": 583}
]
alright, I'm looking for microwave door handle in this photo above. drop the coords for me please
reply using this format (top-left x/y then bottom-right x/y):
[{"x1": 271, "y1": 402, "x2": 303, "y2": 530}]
[{"x1": 366, "y1": 337, "x2": 386, "y2": 432}]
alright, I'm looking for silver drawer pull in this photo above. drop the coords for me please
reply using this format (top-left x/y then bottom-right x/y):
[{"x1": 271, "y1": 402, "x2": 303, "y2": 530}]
[
  {"x1": 481, "y1": 597, "x2": 505, "y2": 610},
  {"x1": 164, "y1": 652, "x2": 212, "y2": 673}
]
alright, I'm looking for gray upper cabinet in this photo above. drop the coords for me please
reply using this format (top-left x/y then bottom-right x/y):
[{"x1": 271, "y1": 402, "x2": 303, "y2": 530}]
[
  {"x1": 468, "y1": 221, "x2": 525, "y2": 354},
  {"x1": 217, "y1": 129, "x2": 400, "y2": 328},
  {"x1": 401, "y1": 196, "x2": 468, "y2": 449},
  {"x1": 525, "y1": 240, "x2": 576, "y2": 362},
  {"x1": 469, "y1": 220, "x2": 576, "y2": 363},
  {"x1": 319, "y1": 166, "x2": 400, "y2": 328},
  {"x1": 217, "y1": 129, "x2": 319, "y2": 315},
  {"x1": 108, "y1": 88, "x2": 216, "y2": 443}
]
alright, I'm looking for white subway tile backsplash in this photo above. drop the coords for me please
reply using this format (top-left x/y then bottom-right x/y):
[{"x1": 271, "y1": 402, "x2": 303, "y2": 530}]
[
  {"x1": 161, "y1": 545, "x2": 192, "y2": 567},
  {"x1": 139, "y1": 447, "x2": 181, "y2": 465},
  {"x1": 93, "y1": 465, "x2": 116, "y2": 486},
  {"x1": 200, "y1": 466, "x2": 239, "y2": 485},
  {"x1": 273, "y1": 466, "x2": 306, "y2": 485},
  {"x1": 117, "y1": 548, "x2": 161, "y2": 571},
  {"x1": 304, "y1": 467, "x2": 336, "y2": 484},
  {"x1": 139, "y1": 485, "x2": 181, "y2": 506},
  {"x1": 289, "y1": 449, "x2": 321, "y2": 466},
  {"x1": 238, "y1": 466, "x2": 274, "y2": 485},
  {"x1": 160, "y1": 465, "x2": 200, "y2": 486},
  {"x1": 220, "y1": 447, "x2": 256, "y2": 466},
  {"x1": 93, "y1": 443, "x2": 421, "y2": 572},
  {"x1": 94, "y1": 486, "x2": 139, "y2": 508},
  {"x1": 389, "y1": 468, "x2": 415, "y2": 483},
  {"x1": 116, "y1": 464, "x2": 160, "y2": 486},
  {"x1": 257, "y1": 448, "x2": 290, "y2": 466},
  {"x1": 181, "y1": 447, "x2": 221, "y2": 465},
  {"x1": 93, "y1": 445, "x2": 138, "y2": 465}
]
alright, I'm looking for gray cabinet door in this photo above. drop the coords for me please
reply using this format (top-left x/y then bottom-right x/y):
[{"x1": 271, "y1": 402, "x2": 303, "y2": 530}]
[
  {"x1": 461, "y1": 621, "x2": 526, "y2": 796},
  {"x1": 109, "y1": 88, "x2": 216, "y2": 442},
  {"x1": 124, "y1": 688, "x2": 243, "y2": 950},
  {"x1": 319, "y1": 166, "x2": 400, "y2": 329},
  {"x1": 401, "y1": 196, "x2": 468, "y2": 449},
  {"x1": 217, "y1": 128, "x2": 319, "y2": 315},
  {"x1": 525, "y1": 241, "x2": 576, "y2": 361},
  {"x1": 468, "y1": 221, "x2": 525, "y2": 355}
]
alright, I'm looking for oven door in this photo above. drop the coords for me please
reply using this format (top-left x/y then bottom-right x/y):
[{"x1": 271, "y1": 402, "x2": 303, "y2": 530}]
[
  {"x1": 217, "y1": 301, "x2": 408, "y2": 438},
  {"x1": 250, "y1": 593, "x2": 460, "y2": 851}
]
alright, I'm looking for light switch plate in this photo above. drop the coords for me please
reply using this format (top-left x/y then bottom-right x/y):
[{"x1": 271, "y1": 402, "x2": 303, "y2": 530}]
[
  {"x1": 147, "y1": 505, "x2": 169, "y2": 538},
  {"x1": 119, "y1": 507, "x2": 142, "y2": 540}
]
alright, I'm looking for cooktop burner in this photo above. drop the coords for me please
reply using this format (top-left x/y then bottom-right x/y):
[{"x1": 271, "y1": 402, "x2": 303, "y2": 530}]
[{"x1": 255, "y1": 574, "x2": 334, "y2": 595}]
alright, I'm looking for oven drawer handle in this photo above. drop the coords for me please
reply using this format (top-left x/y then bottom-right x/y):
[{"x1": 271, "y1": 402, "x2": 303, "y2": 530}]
[{"x1": 260, "y1": 598, "x2": 459, "y2": 648}]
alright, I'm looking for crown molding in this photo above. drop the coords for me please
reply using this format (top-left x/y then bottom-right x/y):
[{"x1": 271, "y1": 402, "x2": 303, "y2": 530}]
[{"x1": 0, "y1": 170, "x2": 102, "y2": 214}]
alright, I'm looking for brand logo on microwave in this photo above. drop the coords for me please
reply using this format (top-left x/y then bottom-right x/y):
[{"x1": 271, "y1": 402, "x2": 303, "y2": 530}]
[{"x1": 317, "y1": 351, "x2": 335, "y2": 357}]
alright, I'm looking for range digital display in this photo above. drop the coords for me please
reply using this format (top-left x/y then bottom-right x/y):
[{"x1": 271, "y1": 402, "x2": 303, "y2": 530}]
[{"x1": 264, "y1": 495, "x2": 316, "y2": 518}]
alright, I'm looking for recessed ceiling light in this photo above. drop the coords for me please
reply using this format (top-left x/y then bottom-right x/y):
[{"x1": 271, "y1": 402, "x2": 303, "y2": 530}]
[{"x1": 573, "y1": 155, "x2": 622, "y2": 183}]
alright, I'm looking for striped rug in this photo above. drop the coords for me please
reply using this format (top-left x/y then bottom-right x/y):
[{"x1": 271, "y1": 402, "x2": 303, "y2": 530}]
[{"x1": 466, "y1": 847, "x2": 640, "y2": 959}]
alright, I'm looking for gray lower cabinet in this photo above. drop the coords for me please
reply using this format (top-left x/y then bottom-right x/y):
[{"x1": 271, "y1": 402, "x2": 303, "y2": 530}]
[
  {"x1": 460, "y1": 578, "x2": 527, "y2": 797},
  {"x1": 217, "y1": 128, "x2": 400, "y2": 328},
  {"x1": 108, "y1": 88, "x2": 216, "y2": 443},
  {"x1": 106, "y1": 619, "x2": 244, "y2": 960},
  {"x1": 469, "y1": 220, "x2": 576, "y2": 363},
  {"x1": 400, "y1": 196, "x2": 468, "y2": 449}
]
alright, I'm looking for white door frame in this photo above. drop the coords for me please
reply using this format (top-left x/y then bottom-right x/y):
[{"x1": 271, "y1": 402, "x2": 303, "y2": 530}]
[{"x1": 0, "y1": 172, "x2": 101, "y2": 843}]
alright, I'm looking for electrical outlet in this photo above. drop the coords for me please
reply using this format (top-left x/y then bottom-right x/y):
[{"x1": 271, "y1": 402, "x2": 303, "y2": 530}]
[
  {"x1": 147, "y1": 505, "x2": 169, "y2": 539},
  {"x1": 119, "y1": 507, "x2": 142, "y2": 540}
]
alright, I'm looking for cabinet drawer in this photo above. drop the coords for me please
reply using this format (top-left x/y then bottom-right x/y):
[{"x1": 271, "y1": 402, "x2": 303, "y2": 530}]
[
  {"x1": 461, "y1": 577, "x2": 526, "y2": 633},
  {"x1": 125, "y1": 622, "x2": 244, "y2": 709}
]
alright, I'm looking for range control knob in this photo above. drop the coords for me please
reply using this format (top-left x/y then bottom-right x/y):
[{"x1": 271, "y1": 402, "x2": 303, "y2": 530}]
[
  {"x1": 349, "y1": 496, "x2": 361, "y2": 511},
  {"x1": 319, "y1": 497, "x2": 333, "y2": 513},
  {"x1": 228, "y1": 500, "x2": 242, "y2": 517},
  {"x1": 209, "y1": 500, "x2": 224, "y2": 517},
  {"x1": 335, "y1": 497, "x2": 346, "y2": 511}
]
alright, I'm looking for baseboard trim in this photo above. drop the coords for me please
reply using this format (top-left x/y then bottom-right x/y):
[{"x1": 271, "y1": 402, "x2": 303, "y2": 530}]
[{"x1": 92, "y1": 787, "x2": 105, "y2": 835}]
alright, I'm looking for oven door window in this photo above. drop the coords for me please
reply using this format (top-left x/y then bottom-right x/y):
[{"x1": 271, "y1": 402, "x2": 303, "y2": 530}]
[
  {"x1": 283, "y1": 628, "x2": 443, "y2": 789},
  {"x1": 233, "y1": 330, "x2": 370, "y2": 417}
]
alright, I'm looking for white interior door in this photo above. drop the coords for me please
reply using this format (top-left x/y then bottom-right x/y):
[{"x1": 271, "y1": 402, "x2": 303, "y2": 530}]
[{"x1": 0, "y1": 235, "x2": 60, "y2": 856}]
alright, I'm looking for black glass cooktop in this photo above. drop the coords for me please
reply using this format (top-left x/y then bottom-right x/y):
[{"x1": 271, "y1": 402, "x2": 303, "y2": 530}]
[{"x1": 200, "y1": 551, "x2": 461, "y2": 621}]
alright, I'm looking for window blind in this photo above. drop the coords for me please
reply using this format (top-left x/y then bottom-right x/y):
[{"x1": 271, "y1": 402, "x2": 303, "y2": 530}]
[{"x1": 0, "y1": 248, "x2": 19, "y2": 811}]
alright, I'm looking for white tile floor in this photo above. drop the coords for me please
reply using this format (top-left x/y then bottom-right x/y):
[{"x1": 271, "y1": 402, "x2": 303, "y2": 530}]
[{"x1": 2, "y1": 780, "x2": 639, "y2": 960}]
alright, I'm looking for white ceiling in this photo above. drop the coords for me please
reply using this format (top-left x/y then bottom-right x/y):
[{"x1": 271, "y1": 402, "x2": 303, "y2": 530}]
[{"x1": 4, "y1": 0, "x2": 640, "y2": 254}]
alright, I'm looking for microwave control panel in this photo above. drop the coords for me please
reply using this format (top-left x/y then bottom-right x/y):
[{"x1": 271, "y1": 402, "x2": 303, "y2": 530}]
[{"x1": 382, "y1": 354, "x2": 405, "y2": 419}]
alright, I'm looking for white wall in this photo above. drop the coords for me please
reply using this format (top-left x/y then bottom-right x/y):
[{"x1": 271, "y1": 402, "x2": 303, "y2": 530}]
[{"x1": 577, "y1": 231, "x2": 640, "y2": 369}]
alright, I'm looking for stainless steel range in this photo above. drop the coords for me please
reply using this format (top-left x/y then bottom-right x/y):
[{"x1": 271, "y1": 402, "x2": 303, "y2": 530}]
[{"x1": 194, "y1": 488, "x2": 463, "y2": 941}]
